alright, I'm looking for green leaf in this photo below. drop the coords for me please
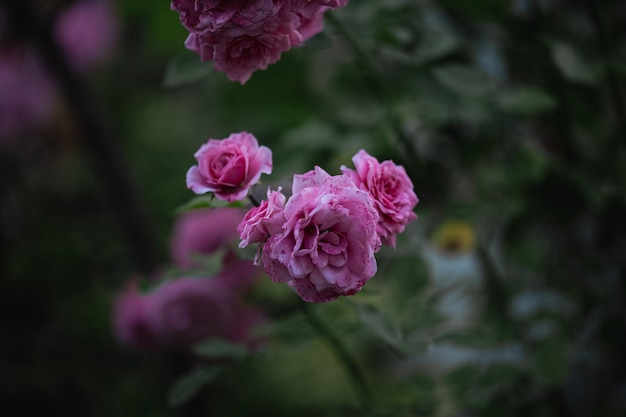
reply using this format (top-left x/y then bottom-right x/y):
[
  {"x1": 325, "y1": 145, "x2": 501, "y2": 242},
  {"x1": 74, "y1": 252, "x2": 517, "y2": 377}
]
[
  {"x1": 163, "y1": 50, "x2": 212, "y2": 88},
  {"x1": 167, "y1": 365, "x2": 227, "y2": 407},
  {"x1": 550, "y1": 41, "x2": 597, "y2": 85},
  {"x1": 172, "y1": 195, "x2": 245, "y2": 214},
  {"x1": 413, "y1": 34, "x2": 459, "y2": 65},
  {"x1": 172, "y1": 195, "x2": 214, "y2": 213},
  {"x1": 432, "y1": 65, "x2": 497, "y2": 97},
  {"x1": 497, "y1": 87, "x2": 557, "y2": 115},
  {"x1": 192, "y1": 338, "x2": 250, "y2": 361}
]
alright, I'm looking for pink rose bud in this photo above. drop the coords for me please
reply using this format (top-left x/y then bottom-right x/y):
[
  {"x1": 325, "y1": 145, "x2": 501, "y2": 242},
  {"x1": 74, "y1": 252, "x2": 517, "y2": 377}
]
[
  {"x1": 260, "y1": 166, "x2": 381, "y2": 303},
  {"x1": 186, "y1": 131, "x2": 272, "y2": 202},
  {"x1": 341, "y1": 150, "x2": 418, "y2": 248}
]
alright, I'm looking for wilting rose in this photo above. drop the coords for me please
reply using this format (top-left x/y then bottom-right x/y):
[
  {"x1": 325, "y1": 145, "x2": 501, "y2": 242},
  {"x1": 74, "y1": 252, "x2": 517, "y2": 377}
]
[
  {"x1": 170, "y1": 207, "x2": 247, "y2": 269},
  {"x1": 186, "y1": 131, "x2": 272, "y2": 201},
  {"x1": 112, "y1": 261, "x2": 265, "y2": 349},
  {"x1": 261, "y1": 166, "x2": 381, "y2": 302},
  {"x1": 341, "y1": 150, "x2": 418, "y2": 248}
]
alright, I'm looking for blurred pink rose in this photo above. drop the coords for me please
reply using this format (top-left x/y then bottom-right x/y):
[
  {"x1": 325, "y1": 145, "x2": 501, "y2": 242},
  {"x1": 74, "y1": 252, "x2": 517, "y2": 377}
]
[
  {"x1": 238, "y1": 187, "x2": 286, "y2": 247},
  {"x1": 170, "y1": 207, "x2": 247, "y2": 269},
  {"x1": 0, "y1": 48, "x2": 56, "y2": 142},
  {"x1": 55, "y1": 0, "x2": 119, "y2": 71},
  {"x1": 113, "y1": 261, "x2": 265, "y2": 349},
  {"x1": 261, "y1": 166, "x2": 381, "y2": 303},
  {"x1": 341, "y1": 150, "x2": 418, "y2": 248},
  {"x1": 186, "y1": 131, "x2": 272, "y2": 202}
]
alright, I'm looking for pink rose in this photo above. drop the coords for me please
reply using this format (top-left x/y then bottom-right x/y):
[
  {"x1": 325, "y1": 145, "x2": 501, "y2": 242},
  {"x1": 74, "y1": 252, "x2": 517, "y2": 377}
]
[
  {"x1": 186, "y1": 131, "x2": 272, "y2": 202},
  {"x1": 291, "y1": 0, "x2": 349, "y2": 19},
  {"x1": 260, "y1": 166, "x2": 381, "y2": 303},
  {"x1": 211, "y1": 30, "x2": 292, "y2": 84},
  {"x1": 112, "y1": 261, "x2": 265, "y2": 349},
  {"x1": 55, "y1": 0, "x2": 119, "y2": 71},
  {"x1": 170, "y1": 207, "x2": 247, "y2": 269},
  {"x1": 171, "y1": 0, "x2": 239, "y2": 34},
  {"x1": 341, "y1": 150, "x2": 418, "y2": 248}
]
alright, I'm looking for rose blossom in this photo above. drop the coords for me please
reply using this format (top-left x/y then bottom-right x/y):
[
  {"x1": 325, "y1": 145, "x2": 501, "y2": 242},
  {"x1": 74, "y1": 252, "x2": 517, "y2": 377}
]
[
  {"x1": 186, "y1": 131, "x2": 272, "y2": 202},
  {"x1": 113, "y1": 261, "x2": 265, "y2": 349},
  {"x1": 260, "y1": 166, "x2": 381, "y2": 303},
  {"x1": 341, "y1": 150, "x2": 418, "y2": 248},
  {"x1": 170, "y1": 207, "x2": 247, "y2": 269},
  {"x1": 172, "y1": 0, "x2": 349, "y2": 83},
  {"x1": 211, "y1": 30, "x2": 293, "y2": 84}
]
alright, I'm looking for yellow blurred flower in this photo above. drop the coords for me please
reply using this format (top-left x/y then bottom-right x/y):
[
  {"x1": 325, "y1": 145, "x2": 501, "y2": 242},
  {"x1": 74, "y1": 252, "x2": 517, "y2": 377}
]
[{"x1": 432, "y1": 221, "x2": 476, "y2": 253}]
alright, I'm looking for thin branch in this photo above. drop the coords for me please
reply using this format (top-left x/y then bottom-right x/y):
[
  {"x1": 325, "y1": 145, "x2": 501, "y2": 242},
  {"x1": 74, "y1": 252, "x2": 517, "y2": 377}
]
[{"x1": 300, "y1": 301, "x2": 374, "y2": 407}]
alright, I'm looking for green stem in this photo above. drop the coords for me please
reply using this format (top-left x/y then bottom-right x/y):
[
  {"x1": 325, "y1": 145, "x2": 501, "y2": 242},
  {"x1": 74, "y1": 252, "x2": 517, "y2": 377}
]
[
  {"x1": 300, "y1": 301, "x2": 374, "y2": 407},
  {"x1": 326, "y1": 12, "x2": 421, "y2": 179}
]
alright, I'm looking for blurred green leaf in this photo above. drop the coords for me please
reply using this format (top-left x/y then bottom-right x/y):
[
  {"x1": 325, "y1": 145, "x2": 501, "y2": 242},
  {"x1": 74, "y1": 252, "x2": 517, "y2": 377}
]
[
  {"x1": 432, "y1": 65, "x2": 497, "y2": 97},
  {"x1": 167, "y1": 365, "x2": 227, "y2": 407},
  {"x1": 353, "y1": 304, "x2": 403, "y2": 348},
  {"x1": 530, "y1": 340, "x2": 569, "y2": 386},
  {"x1": 302, "y1": 32, "x2": 334, "y2": 51},
  {"x1": 498, "y1": 87, "x2": 557, "y2": 115},
  {"x1": 414, "y1": 34, "x2": 459, "y2": 65},
  {"x1": 163, "y1": 50, "x2": 212, "y2": 88},
  {"x1": 550, "y1": 41, "x2": 597, "y2": 85},
  {"x1": 192, "y1": 338, "x2": 250, "y2": 361}
]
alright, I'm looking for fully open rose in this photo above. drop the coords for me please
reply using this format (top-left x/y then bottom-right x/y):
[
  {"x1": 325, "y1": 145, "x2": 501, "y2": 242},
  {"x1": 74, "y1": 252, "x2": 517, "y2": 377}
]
[
  {"x1": 186, "y1": 131, "x2": 272, "y2": 202},
  {"x1": 258, "y1": 166, "x2": 381, "y2": 302}
]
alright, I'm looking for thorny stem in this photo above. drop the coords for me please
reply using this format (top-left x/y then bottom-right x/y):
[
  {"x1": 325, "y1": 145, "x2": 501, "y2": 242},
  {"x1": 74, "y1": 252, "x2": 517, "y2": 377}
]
[
  {"x1": 300, "y1": 300, "x2": 374, "y2": 407},
  {"x1": 326, "y1": 12, "x2": 421, "y2": 181}
]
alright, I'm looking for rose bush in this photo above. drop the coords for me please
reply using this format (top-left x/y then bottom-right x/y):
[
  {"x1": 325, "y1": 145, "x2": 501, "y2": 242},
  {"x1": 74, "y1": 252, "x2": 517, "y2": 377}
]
[
  {"x1": 341, "y1": 149, "x2": 418, "y2": 248},
  {"x1": 186, "y1": 131, "x2": 272, "y2": 202}
]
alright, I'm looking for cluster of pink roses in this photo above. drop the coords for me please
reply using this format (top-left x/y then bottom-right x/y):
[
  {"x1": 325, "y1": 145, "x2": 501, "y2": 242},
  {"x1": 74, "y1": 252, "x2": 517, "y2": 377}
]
[
  {"x1": 186, "y1": 132, "x2": 418, "y2": 303},
  {"x1": 170, "y1": 0, "x2": 350, "y2": 84},
  {"x1": 113, "y1": 207, "x2": 266, "y2": 349}
]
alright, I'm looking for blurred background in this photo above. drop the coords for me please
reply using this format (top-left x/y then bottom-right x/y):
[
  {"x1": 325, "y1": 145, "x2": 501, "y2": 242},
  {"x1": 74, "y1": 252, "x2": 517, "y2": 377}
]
[{"x1": 1, "y1": 0, "x2": 626, "y2": 416}]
